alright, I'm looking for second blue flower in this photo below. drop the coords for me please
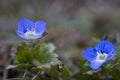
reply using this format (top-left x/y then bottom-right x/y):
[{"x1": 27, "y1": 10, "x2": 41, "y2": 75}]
[{"x1": 83, "y1": 40, "x2": 116, "y2": 70}]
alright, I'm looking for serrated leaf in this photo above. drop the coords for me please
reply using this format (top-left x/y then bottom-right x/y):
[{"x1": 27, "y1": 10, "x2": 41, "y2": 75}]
[
  {"x1": 45, "y1": 43, "x2": 56, "y2": 53},
  {"x1": 32, "y1": 43, "x2": 60, "y2": 69},
  {"x1": 16, "y1": 46, "x2": 32, "y2": 63}
]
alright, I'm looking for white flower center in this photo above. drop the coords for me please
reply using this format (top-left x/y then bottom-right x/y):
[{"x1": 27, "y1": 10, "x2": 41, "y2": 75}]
[
  {"x1": 25, "y1": 31, "x2": 35, "y2": 37},
  {"x1": 96, "y1": 52, "x2": 107, "y2": 62}
]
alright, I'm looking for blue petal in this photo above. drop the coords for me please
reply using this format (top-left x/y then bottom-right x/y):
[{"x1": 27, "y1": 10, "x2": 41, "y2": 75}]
[
  {"x1": 106, "y1": 53, "x2": 115, "y2": 61},
  {"x1": 17, "y1": 32, "x2": 42, "y2": 39},
  {"x1": 34, "y1": 20, "x2": 46, "y2": 34},
  {"x1": 17, "y1": 18, "x2": 34, "y2": 33},
  {"x1": 90, "y1": 61, "x2": 104, "y2": 70},
  {"x1": 95, "y1": 40, "x2": 115, "y2": 54},
  {"x1": 17, "y1": 32, "x2": 25, "y2": 39},
  {"x1": 83, "y1": 48, "x2": 97, "y2": 62}
]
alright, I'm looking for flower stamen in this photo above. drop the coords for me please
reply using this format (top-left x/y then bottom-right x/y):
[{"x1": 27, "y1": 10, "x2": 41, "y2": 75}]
[
  {"x1": 25, "y1": 31, "x2": 35, "y2": 37},
  {"x1": 96, "y1": 52, "x2": 107, "y2": 62}
]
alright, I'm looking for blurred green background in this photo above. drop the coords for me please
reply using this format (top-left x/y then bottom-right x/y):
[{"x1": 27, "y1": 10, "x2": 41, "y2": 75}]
[
  {"x1": 0, "y1": 0, "x2": 120, "y2": 44},
  {"x1": 0, "y1": 0, "x2": 120, "y2": 79}
]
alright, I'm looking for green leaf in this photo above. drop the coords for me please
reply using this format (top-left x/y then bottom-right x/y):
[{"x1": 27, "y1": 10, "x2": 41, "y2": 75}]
[
  {"x1": 73, "y1": 72, "x2": 100, "y2": 80},
  {"x1": 32, "y1": 43, "x2": 60, "y2": 69},
  {"x1": 41, "y1": 65, "x2": 60, "y2": 77},
  {"x1": 21, "y1": 41, "x2": 27, "y2": 48},
  {"x1": 46, "y1": 65, "x2": 71, "y2": 79},
  {"x1": 21, "y1": 76, "x2": 31, "y2": 80},
  {"x1": 31, "y1": 46, "x2": 40, "y2": 58},
  {"x1": 7, "y1": 65, "x2": 18, "y2": 69},
  {"x1": 61, "y1": 66, "x2": 71, "y2": 79},
  {"x1": 105, "y1": 66, "x2": 120, "y2": 80},
  {"x1": 73, "y1": 60, "x2": 101, "y2": 80},
  {"x1": 50, "y1": 65, "x2": 59, "y2": 74},
  {"x1": 7, "y1": 64, "x2": 33, "y2": 70},
  {"x1": 16, "y1": 46, "x2": 32, "y2": 63}
]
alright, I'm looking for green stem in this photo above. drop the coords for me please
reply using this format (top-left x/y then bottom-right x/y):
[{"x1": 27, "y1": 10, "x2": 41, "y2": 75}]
[
  {"x1": 58, "y1": 72, "x2": 63, "y2": 80},
  {"x1": 22, "y1": 62, "x2": 30, "y2": 78},
  {"x1": 32, "y1": 71, "x2": 41, "y2": 80},
  {"x1": 22, "y1": 70, "x2": 27, "y2": 79},
  {"x1": 101, "y1": 66, "x2": 109, "y2": 80}
]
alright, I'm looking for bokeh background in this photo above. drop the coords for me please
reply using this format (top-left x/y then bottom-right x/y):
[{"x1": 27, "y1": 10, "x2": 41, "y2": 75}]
[{"x1": 0, "y1": 0, "x2": 120, "y2": 79}]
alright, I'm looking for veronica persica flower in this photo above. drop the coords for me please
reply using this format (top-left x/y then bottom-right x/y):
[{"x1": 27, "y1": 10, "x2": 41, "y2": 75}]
[
  {"x1": 83, "y1": 40, "x2": 116, "y2": 70},
  {"x1": 17, "y1": 18, "x2": 46, "y2": 39}
]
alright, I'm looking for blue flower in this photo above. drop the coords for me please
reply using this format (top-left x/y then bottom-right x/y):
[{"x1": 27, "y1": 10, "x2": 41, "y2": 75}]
[
  {"x1": 17, "y1": 18, "x2": 46, "y2": 39},
  {"x1": 83, "y1": 40, "x2": 116, "y2": 70}
]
